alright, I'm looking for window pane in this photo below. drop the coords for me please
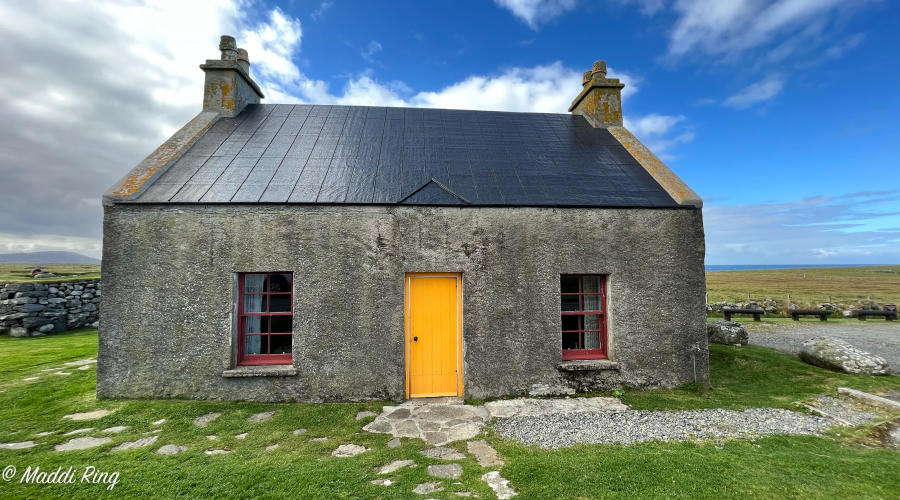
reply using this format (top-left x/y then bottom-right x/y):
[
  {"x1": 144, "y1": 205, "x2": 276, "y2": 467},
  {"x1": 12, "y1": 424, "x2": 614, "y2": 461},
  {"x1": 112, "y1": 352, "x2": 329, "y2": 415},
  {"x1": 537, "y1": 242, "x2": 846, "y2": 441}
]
[
  {"x1": 270, "y1": 294, "x2": 291, "y2": 313},
  {"x1": 562, "y1": 331, "x2": 580, "y2": 350},
  {"x1": 245, "y1": 316, "x2": 268, "y2": 334},
  {"x1": 583, "y1": 313, "x2": 601, "y2": 330},
  {"x1": 270, "y1": 315, "x2": 292, "y2": 333},
  {"x1": 269, "y1": 273, "x2": 292, "y2": 292},
  {"x1": 270, "y1": 334, "x2": 291, "y2": 354},
  {"x1": 582, "y1": 276, "x2": 601, "y2": 294},
  {"x1": 561, "y1": 276, "x2": 580, "y2": 293},
  {"x1": 245, "y1": 335, "x2": 264, "y2": 355},
  {"x1": 561, "y1": 315, "x2": 580, "y2": 331},
  {"x1": 561, "y1": 295, "x2": 580, "y2": 312},
  {"x1": 244, "y1": 274, "x2": 267, "y2": 293},
  {"x1": 244, "y1": 294, "x2": 267, "y2": 313},
  {"x1": 583, "y1": 331, "x2": 602, "y2": 350},
  {"x1": 583, "y1": 294, "x2": 601, "y2": 311}
]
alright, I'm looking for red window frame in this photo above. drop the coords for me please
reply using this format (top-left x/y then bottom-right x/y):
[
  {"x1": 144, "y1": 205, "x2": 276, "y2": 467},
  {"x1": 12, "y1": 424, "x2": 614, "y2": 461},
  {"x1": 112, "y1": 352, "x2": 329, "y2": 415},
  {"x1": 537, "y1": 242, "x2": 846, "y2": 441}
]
[
  {"x1": 237, "y1": 272, "x2": 293, "y2": 366},
  {"x1": 561, "y1": 274, "x2": 608, "y2": 360}
]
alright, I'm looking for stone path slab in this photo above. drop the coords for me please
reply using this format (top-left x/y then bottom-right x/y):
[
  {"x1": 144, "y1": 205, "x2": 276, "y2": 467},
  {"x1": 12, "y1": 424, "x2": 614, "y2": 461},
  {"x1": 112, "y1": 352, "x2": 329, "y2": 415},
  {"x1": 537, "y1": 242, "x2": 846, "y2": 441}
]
[
  {"x1": 363, "y1": 401, "x2": 489, "y2": 445},
  {"x1": 356, "y1": 410, "x2": 377, "y2": 420},
  {"x1": 371, "y1": 478, "x2": 393, "y2": 486},
  {"x1": 292, "y1": 428, "x2": 307, "y2": 435},
  {"x1": 64, "y1": 428, "x2": 94, "y2": 436},
  {"x1": 1, "y1": 441, "x2": 36, "y2": 450},
  {"x1": 102, "y1": 426, "x2": 129, "y2": 433},
  {"x1": 193, "y1": 412, "x2": 221, "y2": 428},
  {"x1": 467, "y1": 440, "x2": 503, "y2": 466},
  {"x1": 413, "y1": 482, "x2": 443, "y2": 495},
  {"x1": 248, "y1": 411, "x2": 275, "y2": 423},
  {"x1": 484, "y1": 397, "x2": 627, "y2": 418},
  {"x1": 386, "y1": 437, "x2": 401, "y2": 448},
  {"x1": 157, "y1": 444, "x2": 188, "y2": 455},
  {"x1": 427, "y1": 463, "x2": 463, "y2": 479},
  {"x1": 64, "y1": 409, "x2": 112, "y2": 421},
  {"x1": 205, "y1": 449, "x2": 231, "y2": 455},
  {"x1": 152, "y1": 419, "x2": 167, "y2": 425},
  {"x1": 421, "y1": 446, "x2": 466, "y2": 460},
  {"x1": 265, "y1": 444, "x2": 279, "y2": 451},
  {"x1": 55, "y1": 436, "x2": 111, "y2": 451},
  {"x1": 379, "y1": 459, "x2": 414, "y2": 474},
  {"x1": 112, "y1": 436, "x2": 158, "y2": 451},
  {"x1": 34, "y1": 431, "x2": 54, "y2": 437},
  {"x1": 482, "y1": 471, "x2": 517, "y2": 499},
  {"x1": 235, "y1": 432, "x2": 248, "y2": 439},
  {"x1": 332, "y1": 443, "x2": 368, "y2": 457}
]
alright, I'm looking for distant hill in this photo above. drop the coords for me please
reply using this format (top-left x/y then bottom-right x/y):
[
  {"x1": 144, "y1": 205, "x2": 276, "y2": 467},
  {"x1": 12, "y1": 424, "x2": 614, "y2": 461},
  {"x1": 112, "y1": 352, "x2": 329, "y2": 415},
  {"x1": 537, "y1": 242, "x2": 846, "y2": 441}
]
[{"x1": 0, "y1": 251, "x2": 101, "y2": 264}]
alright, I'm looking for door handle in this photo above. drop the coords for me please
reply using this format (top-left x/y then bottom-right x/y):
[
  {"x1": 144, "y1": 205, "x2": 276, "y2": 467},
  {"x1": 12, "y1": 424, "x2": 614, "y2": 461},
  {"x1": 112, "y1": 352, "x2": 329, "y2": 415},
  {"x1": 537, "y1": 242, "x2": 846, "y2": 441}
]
[{"x1": 413, "y1": 336, "x2": 418, "y2": 341}]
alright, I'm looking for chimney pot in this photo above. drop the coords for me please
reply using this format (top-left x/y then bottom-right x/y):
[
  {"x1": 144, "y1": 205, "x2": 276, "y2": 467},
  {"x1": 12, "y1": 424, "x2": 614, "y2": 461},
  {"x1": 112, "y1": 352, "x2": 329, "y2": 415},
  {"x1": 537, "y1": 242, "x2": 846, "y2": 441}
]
[
  {"x1": 582, "y1": 70, "x2": 592, "y2": 86},
  {"x1": 237, "y1": 48, "x2": 250, "y2": 73},
  {"x1": 591, "y1": 60, "x2": 607, "y2": 79},
  {"x1": 219, "y1": 35, "x2": 238, "y2": 61}
]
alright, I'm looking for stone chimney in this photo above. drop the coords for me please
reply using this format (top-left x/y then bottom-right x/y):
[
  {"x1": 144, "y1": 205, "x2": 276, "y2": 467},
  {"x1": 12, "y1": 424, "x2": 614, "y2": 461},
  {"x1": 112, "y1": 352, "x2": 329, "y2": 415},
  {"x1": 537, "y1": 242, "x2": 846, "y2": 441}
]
[
  {"x1": 200, "y1": 35, "x2": 264, "y2": 117},
  {"x1": 568, "y1": 60, "x2": 625, "y2": 128}
]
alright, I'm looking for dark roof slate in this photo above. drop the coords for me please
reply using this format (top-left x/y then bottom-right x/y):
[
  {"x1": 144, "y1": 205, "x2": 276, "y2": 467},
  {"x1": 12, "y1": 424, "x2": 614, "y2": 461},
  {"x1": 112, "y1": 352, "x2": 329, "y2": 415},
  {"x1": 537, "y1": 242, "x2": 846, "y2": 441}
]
[{"x1": 135, "y1": 104, "x2": 680, "y2": 207}]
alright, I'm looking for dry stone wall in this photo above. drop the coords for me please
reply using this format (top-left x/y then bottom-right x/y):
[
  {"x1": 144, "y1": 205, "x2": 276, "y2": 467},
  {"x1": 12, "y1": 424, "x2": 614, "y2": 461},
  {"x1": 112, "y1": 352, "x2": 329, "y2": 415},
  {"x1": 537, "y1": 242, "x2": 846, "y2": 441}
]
[{"x1": 0, "y1": 280, "x2": 100, "y2": 337}]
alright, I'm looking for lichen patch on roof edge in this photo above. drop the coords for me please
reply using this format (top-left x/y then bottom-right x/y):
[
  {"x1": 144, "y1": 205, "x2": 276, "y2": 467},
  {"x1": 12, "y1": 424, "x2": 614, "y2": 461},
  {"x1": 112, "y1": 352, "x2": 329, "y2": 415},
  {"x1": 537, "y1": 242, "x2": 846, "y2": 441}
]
[
  {"x1": 103, "y1": 111, "x2": 220, "y2": 205},
  {"x1": 607, "y1": 126, "x2": 702, "y2": 208}
]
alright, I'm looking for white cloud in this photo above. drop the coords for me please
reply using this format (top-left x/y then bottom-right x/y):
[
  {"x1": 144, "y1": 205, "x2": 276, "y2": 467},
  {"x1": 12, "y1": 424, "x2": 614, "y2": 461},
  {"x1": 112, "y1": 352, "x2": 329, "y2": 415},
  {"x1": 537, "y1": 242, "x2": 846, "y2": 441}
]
[
  {"x1": 311, "y1": 1, "x2": 333, "y2": 21},
  {"x1": 494, "y1": 0, "x2": 578, "y2": 29},
  {"x1": 723, "y1": 76, "x2": 784, "y2": 109},
  {"x1": 624, "y1": 114, "x2": 694, "y2": 159},
  {"x1": 667, "y1": 0, "x2": 861, "y2": 58},
  {"x1": 361, "y1": 40, "x2": 382, "y2": 63}
]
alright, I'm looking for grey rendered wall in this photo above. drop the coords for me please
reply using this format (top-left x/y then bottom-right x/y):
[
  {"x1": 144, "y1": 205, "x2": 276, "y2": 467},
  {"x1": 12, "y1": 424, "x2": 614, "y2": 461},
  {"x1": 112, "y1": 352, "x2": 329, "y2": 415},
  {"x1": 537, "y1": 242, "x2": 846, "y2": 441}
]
[{"x1": 98, "y1": 204, "x2": 707, "y2": 402}]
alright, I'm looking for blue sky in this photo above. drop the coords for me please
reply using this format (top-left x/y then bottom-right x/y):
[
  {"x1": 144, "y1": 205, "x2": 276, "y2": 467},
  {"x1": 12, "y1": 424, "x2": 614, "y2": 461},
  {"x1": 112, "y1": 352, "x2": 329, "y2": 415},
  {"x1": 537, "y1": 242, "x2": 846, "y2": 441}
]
[{"x1": 0, "y1": 0, "x2": 898, "y2": 264}]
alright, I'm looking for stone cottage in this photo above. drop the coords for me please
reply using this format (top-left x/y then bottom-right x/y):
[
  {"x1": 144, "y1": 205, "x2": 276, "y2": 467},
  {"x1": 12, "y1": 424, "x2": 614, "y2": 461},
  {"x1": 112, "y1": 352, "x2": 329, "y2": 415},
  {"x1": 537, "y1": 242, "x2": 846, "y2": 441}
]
[{"x1": 98, "y1": 36, "x2": 707, "y2": 402}]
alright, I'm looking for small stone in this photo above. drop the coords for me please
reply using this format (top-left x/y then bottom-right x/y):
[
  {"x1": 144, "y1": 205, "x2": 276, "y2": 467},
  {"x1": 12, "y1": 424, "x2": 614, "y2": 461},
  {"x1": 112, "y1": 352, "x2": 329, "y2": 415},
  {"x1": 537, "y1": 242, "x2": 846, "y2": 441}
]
[
  {"x1": 455, "y1": 492, "x2": 473, "y2": 497},
  {"x1": 310, "y1": 437, "x2": 328, "y2": 442},
  {"x1": 55, "y1": 436, "x2": 111, "y2": 451},
  {"x1": 379, "y1": 459, "x2": 414, "y2": 474},
  {"x1": 77, "y1": 365, "x2": 91, "y2": 371},
  {"x1": 34, "y1": 431, "x2": 54, "y2": 437},
  {"x1": 371, "y1": 479, "x2": 393, "y2": 486},
  {"x1": 193, "y1": 412, "x2": 221, "y2": 428},
  {"x1": 205, "y1": 449, "x2": 231, "y2": 455},
  {"x1": 64, "y1": 428, "x2": 94, "y2": 436},
  {"x1": 413, "y1": 482, "x2": 444, "y2": 495},
  {"x1": 63, "y1": 409, "x2": 112, "y2": 421},
  {"x1": 292, "y1": 428, "x2": 307, "y2": 435},
  {"x1": 207, "y1": 435, "x2": 218, "y2": 441},
  {"x1": 145, "y1": 429, "x2": 162, "y2": 435},
  {"x1": 707, "y1": 320, "x2": 749, "y2": 346},
  {"x1": 102, "y1": 426, "x2": 129, "y2": 433},
  {"x1": 332, "y1": 443, "x2": 368, "y2": 457},
  {"x1": 467, "y1": 440, "x2": 503, "y2": 466},
  {"x1": 427, "y1": 463, "x2": 463, "y2": 479},
  {"x1": 481, "y1": 471, "x2": 516, "y2": 499},
  {"x1": 248, "y1": 411, "x2": 275, "y2": 423},
  {"x1": 265, "y1": 444, "x2": 279, "y2": 451},
  {"x1": 156, "y1": 444, "x2": 188, "y2": 455},
  {"x1": 235, "y1": 432, "x2": 248, "y2": 439},
  {"x1": 112, "y1": 436, "x2": 159, "y2": 451},
  {"x1": 53, "y1": 372, "x2": 72, "y2": 376},
  {"x1": 23, "y1": 377, "x2": 39, "y2": 382},
  {"x1": 364, "y1": 420, "x2": 394, "y2": 434},
  {"x1": 0, "y1": 441, "x2": 36, "y2": 450},
  {"x1": 356, "y1": 410, "x2": 377, "y2": 420},
  {"x1": 386, "y1": 437, "x2": 402, "y2": 448},
  {"x1": 421, "y1": 446, "x2": 466, "y2": 460},
  {"x1": 152, "y1": 419, "x2": 167, "y2": 425},
  {"x1": 62, "y1": 359, "x2": 96, "y2": 367},
  {"x1": 424, "y1": 431, "x2": 450, "y2": 445}
]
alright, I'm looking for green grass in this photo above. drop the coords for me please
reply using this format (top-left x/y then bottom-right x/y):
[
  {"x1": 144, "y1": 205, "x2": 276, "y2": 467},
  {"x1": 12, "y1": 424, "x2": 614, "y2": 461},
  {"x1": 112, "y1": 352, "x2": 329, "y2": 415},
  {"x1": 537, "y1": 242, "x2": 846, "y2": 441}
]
[
  {"x1": 0, "y1": 264, "x2": 101, "y2": 283},
  {"x1": 1, "y1": 331, "x2": 898, "y2": 499},
  {"x1": 706, "y1": 265, "x2": 900, "y2": 309}
]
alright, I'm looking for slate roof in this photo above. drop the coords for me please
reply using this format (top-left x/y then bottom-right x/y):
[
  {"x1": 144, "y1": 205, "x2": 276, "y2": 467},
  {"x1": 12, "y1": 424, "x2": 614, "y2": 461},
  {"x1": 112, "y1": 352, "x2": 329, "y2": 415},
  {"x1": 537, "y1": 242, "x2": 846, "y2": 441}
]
[{"x1": 135, "y1": 104, "x2": 680, "y2": 207}]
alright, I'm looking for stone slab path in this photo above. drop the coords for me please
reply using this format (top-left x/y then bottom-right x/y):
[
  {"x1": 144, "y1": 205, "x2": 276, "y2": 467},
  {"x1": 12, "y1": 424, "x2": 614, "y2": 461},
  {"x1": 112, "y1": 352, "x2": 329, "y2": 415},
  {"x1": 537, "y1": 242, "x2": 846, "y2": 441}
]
[{"x1": 364, "y1": 401, "x2": 488, "y2": 445}]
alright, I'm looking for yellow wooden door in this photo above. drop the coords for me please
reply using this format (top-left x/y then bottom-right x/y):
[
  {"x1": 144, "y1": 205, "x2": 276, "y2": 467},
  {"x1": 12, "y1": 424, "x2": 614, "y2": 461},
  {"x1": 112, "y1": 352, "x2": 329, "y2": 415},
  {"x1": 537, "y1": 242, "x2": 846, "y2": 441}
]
[{"x1": 406, "y1": 274, "x2": 462, "y2": 398}]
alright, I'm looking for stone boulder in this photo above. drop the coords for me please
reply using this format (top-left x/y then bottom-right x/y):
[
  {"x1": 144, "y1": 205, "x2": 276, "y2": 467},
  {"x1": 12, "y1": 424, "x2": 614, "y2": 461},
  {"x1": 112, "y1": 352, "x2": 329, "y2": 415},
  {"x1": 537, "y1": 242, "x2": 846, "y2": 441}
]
[
  {"x1": 799, "y1": 337, "x2": 889, "y2": 375},
  {"x1": 706, "y1": 320, "x2": 748, "y2": 346}
]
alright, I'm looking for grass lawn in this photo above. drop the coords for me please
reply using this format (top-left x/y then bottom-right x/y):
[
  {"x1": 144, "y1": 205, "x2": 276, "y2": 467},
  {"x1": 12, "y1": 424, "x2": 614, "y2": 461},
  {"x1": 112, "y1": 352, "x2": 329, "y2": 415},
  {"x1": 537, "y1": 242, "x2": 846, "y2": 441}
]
[
  {"x1": 706, "y1": 265, "x2": 900, "y2": 308},
  {"x1": 1, "y1": 330, "x2": 898, "y2": 499},
  {"x1": 0, "y1": 264, "x2": 101, "y2": 283}
]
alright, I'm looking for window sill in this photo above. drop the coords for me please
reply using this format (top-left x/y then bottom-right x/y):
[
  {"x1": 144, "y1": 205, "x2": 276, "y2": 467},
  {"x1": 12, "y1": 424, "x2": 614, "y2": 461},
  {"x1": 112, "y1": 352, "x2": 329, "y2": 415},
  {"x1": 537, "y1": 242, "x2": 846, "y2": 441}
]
[
  {"x1": 557, "y1": 360, "x2": 620, "y2": 372},
  {"x1": 222, "y1": 365, "x2": 298, "y2": 378}
]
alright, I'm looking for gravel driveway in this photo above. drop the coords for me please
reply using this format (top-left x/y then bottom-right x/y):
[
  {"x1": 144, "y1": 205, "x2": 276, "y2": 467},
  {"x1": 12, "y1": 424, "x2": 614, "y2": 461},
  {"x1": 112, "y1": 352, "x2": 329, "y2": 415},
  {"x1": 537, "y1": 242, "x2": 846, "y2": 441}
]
[{"x1": 744, "y1": 321, "x2": 900, "y2": 374}]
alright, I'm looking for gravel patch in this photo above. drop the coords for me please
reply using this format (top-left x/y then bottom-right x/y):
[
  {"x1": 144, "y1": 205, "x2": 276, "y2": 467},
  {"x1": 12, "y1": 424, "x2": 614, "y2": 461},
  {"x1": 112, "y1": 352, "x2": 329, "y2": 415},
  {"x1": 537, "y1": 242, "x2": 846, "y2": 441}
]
[
  {"x1": 803, "y1": 396, "x2": 877, "y2": 426},
  {"x1": 492, "y1": 408, "x2": 835, "y2": 448},
  {"x1": 745, "y1": 321, "x2": 900, "y2": 374}
]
